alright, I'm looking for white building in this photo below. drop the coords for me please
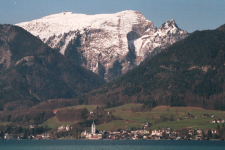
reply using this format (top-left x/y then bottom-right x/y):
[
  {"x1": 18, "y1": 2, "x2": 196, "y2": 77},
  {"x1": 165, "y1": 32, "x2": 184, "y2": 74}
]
[
  {"x1": 82, "y1": 122, "x2": 102, "y2": 139},
  {"x1": 91, "y1": 122, "x2": 96, "y2": 134},
  {"x1": 57, "y1": 125, "x2": 70, "y2": 132}
]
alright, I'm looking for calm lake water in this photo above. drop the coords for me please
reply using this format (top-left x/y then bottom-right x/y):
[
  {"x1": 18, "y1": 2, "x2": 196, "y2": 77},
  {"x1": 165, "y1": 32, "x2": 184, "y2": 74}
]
[{"x1": 0, "y1": 140, "x2": 225, "y2": 150}]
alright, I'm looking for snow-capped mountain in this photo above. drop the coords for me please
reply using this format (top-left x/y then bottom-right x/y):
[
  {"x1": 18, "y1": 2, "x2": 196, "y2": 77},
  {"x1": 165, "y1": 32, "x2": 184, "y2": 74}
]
[{"x1": 16, "y1": 10, "x2": 188, "y2": 81}]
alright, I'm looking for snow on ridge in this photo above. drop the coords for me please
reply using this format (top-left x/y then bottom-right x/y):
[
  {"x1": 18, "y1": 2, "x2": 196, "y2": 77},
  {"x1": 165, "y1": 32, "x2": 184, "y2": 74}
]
[
  {"x1": 16, "y1": 10, "x2": 151, "y2": 55},
  {"x1": 16, "y1": 10, "x2": 147, "y2": 39}
]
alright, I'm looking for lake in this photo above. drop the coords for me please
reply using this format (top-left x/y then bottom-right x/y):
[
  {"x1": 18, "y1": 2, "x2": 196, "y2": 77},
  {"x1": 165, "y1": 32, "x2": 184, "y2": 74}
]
[{"x1": 0, "y1": 139, "x2": 225, "y2": 150}]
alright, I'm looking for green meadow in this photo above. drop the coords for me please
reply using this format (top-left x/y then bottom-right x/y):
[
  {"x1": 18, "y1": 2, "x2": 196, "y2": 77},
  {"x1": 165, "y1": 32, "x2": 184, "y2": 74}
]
[
  {"x1": 40, "y1": 104, "x2": 225, "y2": 131},
  {"x1": 99, "y1": 105, "x2": 225, "y2": 131},
  {"x1": 96, "y1": 120, "x2": 142, "y2": 131},
  {"x1": 41, "y1": 117, "x2": 73, "y2": 131}
]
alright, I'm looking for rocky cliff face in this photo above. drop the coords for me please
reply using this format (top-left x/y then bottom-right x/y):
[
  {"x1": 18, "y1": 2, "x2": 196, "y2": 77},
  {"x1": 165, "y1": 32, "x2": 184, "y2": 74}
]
[{"x1": 17, "y1": 10, "x2": 188, "y2": 81}]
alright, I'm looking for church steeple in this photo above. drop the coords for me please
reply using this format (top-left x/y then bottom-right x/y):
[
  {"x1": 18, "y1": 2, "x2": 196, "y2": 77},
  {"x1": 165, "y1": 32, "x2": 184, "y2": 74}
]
[{"x1": 91, "y1": 122, "x2": 96, "y2": 134}]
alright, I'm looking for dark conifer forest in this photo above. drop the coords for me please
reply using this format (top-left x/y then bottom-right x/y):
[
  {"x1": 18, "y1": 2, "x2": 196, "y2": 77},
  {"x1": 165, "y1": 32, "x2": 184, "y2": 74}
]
[{"x1": 78, "y1": 25, "x2": 225, "y2": 110}]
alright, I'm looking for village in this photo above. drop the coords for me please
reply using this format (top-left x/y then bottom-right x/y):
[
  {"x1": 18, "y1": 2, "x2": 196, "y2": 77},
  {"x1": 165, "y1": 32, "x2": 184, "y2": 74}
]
[
  {"x1": 79, "y1": 119, "x2": 225, "y2": 140},
  {"x1": 2, "y1": 117, "x2": 225, "y2": 140}
]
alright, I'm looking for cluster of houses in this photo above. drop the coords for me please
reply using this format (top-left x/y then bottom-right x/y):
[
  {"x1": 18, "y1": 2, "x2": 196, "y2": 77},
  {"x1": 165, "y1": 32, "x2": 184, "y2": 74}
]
[
  {"x1": 1, "y1": 124, "x2": 72, "y2": 140},
  {"x1": 81, "y1": 122, "x2": 151, "y2": 140},
  {"x1": 2, "y1": 124, "x2": 220, "y2": 140},
  {"x1": 79, "y1": 121, "x2": 223, "y2": 140},
  {"x1": 3, "y1": 133, "x2": 52, "y2": 140},
  {"x1": 2, "y1": 114, "x2": 224, "y2": 140},
  {"x1": 211, "y1": 118, "x2": 225, "y2": 123},
  {"x1": 57, "y1": 125, "x2": 71, "y2": 132}
]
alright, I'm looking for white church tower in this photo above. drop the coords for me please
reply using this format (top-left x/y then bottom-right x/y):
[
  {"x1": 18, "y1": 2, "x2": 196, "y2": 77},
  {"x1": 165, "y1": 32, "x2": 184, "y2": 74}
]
[{"x1": 91, "y1": 122, "x2": 96, "y2": 134}]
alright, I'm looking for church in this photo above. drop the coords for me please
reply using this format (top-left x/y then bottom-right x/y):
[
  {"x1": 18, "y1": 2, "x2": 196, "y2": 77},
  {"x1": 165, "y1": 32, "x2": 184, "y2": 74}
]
[{"x1": 82, "y1": 122, "x2": 102, "y2": 139}]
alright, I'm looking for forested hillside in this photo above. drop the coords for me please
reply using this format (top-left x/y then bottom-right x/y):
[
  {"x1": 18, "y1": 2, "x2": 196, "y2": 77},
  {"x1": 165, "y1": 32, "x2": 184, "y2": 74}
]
[
  {"x1": 0, "y1": 25, "x2": 106, "y2": 110},
  {"x1": 78, "y1": 24, "x2": 225, "y2": 110}
]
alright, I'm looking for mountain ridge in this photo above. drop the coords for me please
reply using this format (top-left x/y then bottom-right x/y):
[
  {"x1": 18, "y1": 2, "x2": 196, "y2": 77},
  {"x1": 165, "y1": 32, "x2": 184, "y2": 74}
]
[{"x1": 16, "y1": 10, "x2": 188, "y2": 81}]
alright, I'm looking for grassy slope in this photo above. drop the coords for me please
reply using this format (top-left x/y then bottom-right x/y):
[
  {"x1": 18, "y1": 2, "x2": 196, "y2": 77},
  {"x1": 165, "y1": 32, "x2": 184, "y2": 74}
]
[
  {"x1": 41, "y1": 117, "x2": 73, "y2": 131},
  {"x1": 97, "y1": 120, "x2": 142, "y2": 131},
  {"x1": 42, "y1": 105, "x2": 100, "y2": 131},
  {"x1": 98, "y1": 104, "x2": 225, "y2": 131},
  {"x1": 149, "y1": 106, "x2": 225, "y2": 130},
  {"x1": 39, "y1": 104, "x2": 225, "y2": 132}
]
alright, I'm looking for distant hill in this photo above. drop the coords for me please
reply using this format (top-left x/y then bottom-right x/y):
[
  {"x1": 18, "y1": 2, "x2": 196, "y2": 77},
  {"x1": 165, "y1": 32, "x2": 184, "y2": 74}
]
[
  {"x1": 216, "y1": 24, "x2": 225, "y2": 31},
  {"x1": 79, "y1": 24, "x2": 225, "y2": 110},
  {"x1": 0, "y1": 24, "x2": 106, "y2": 110}
]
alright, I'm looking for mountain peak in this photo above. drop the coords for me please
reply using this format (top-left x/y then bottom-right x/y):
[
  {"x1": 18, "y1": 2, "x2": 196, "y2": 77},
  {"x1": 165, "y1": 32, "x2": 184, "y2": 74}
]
[
  {"x1": 156, "y1": 19, "x2": 187, "y2": 37},
  {"x1": 160, "y1": 19, "x2": 179, "y2": 30},
  {"x1": 16, "y1": 11, "x2": 188, "y2": 81}
]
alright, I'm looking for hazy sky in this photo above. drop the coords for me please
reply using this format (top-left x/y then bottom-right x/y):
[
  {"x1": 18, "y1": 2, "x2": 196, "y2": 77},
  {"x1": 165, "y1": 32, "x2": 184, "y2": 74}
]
[{"x1": 0, "y1": 0, "x2": 224, "y2": 33}]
